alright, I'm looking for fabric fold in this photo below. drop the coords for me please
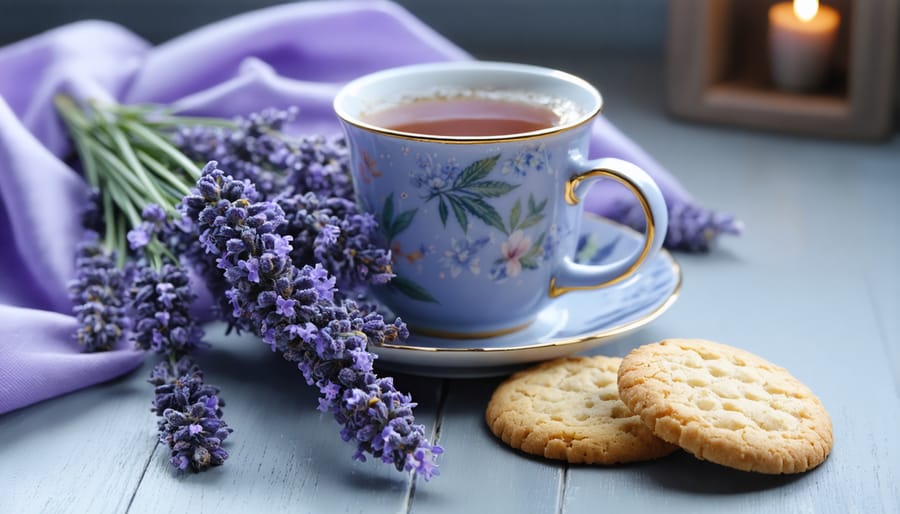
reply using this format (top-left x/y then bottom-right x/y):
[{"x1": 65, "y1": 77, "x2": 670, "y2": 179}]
[{"x1": 0, "y1": 0, "x2": 728, "y2": 414}]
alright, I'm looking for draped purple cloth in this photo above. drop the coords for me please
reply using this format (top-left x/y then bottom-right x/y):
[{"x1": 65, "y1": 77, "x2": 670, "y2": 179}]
[{"x1": 0, "y1": 0, "x2": 694, "y2": 414}]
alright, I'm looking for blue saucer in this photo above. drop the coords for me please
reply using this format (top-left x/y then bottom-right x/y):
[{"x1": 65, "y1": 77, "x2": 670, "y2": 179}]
[{"x1": 372, "y1": 215, "x2": 682, "y2": 377}]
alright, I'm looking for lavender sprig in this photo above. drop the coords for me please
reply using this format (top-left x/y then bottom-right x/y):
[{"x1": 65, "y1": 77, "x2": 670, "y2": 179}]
[
  {"x1": 276, "y1": 193, "x2": 393, "y2": 293},
  {"x1": 173, "y1": 107, "x2": 354, "y2": 201},
  {"x1": 181, "y1": 164, "x2": 442, "y2": 480},
  {"x1": 68, "y1": 232, "x2": 131, "y2": 352},
  {"x1": 174, "y1": 108, "x2": 390, "y2": 296},
  {"x1": 59, "y1": 101, "x2": 439, "y2": 479},
  {"x1": 129, "y1": 262, "x2": 207, "y2": 355},
  {"x1": 608, "y1": 199, "x2": 744, "y2": 252},
  {"x1": 126, "y1": 205, "x2": 229, "y2": 472},
  {"x1": 149, "y1": 356, "x2": 232, "y2": 472}
]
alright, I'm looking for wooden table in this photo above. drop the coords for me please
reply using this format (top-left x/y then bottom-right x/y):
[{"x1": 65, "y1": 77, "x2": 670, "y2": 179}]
[{"x1": 3, "y1": 55, "x2": 899, "y2": 514}]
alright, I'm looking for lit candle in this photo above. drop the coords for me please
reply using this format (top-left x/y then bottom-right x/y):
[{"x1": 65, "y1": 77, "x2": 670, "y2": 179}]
[{"x1": 768, "y1": 0, "x2": 841, "y2": 92}]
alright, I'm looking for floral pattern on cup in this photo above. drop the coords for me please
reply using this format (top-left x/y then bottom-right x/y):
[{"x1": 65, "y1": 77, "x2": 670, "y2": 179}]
[
  {"x1": 410, "y1": 154, "x2": 518, "y2": 234},
  {"x1": 409, "y1": 153, "x2": 461, "y2": 195},
  {"x1": 500, "y1": 143, "x2": 552, "y2": 177},
  {"x1": 384, "y1": 151, "x2": 558, "y2": 298},
  {"x1": 492, "y1": 230, "x2": 534, "y2": 279},
  {"x1": 440, "y1": 237, "x2": 490, "y2": 277}
]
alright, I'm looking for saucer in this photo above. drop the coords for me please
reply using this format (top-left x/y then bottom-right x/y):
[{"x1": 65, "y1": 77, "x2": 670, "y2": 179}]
[{"x1": 372, "y1": 215, "x2": 682, "y2": 378}]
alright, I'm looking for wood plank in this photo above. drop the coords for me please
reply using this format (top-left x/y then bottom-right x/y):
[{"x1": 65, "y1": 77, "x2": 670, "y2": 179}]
[
  {"x1": 565, "y1": 263, "x2": 900, "y2": 513},
  {"x1": 0, "y1": 359, "x2": 158, "y2": 514},
  {"x1": 858, "y1": 158, "x2": 900, "y2": 397},
  {"x1": 127, "y1": 325, "x2": 445, "y2": 514},
  {"x1": 407, "y1": 379, "x2": 563, "y2": 514}
]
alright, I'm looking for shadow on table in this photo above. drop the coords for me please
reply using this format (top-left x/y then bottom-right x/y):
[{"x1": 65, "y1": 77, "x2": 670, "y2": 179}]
[{"x1": 641, "y1": 450, "x2": 809, "y2": 494}]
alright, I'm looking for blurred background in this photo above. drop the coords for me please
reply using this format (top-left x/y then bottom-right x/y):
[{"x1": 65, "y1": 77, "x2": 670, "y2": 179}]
[
  {"x1": 0, "y1": 0, "x2": 667, "y2": 57},
  {"x1": 0, "y1": 0, "x2": 897, "y2": 133}
]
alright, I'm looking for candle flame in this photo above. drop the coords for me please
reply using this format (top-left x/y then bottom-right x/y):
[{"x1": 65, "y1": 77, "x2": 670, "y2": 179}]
[{"x1": 794, "y1": 0, "x2": 819, "y2": 22}]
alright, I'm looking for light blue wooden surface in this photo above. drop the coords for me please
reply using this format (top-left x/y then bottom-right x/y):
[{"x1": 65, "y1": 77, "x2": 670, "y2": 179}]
[{"x1": 2, "y1": 55, "x2": 899, "y2": 514}]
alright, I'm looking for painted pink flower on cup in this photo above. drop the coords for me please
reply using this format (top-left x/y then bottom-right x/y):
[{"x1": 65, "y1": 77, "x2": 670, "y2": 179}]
[{"x1": 499, "y1": 230, "x2": 532, "y2": 278}]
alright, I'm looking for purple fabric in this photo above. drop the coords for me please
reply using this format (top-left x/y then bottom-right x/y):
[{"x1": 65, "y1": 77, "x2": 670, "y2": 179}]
[{"x1": 0, "y1": 0, "x2": 693, "y2": 414}]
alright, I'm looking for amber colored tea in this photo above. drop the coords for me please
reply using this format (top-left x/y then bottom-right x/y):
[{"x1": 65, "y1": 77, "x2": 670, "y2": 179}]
[{"x1": 367, "y1": 97, "x2": 562, "y2": 137}]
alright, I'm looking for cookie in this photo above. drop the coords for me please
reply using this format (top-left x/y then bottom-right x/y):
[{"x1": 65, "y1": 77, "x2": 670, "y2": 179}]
[
  {"x1": 617, "y1": 339, "x2": 833, "y2": 474},
  {"x1": 485, "y1": 356, "x2": 678, "y2": 464}
]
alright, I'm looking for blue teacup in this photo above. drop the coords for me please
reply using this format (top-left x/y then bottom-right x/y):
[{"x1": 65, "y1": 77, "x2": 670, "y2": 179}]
[{"x1": 334, "y1": 62, "x2": 668, "y2": 339}]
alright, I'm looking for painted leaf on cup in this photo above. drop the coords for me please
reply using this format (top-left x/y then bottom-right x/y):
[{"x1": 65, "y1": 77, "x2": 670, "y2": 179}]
[
  {"x1": 447, "y1": 195, "x2": 469, "y2": 233},
  {"x1": 438, "y1": 197, "x2": 449, "y2": 226},
  {"x1": 387, "y1": 275, "x2": 439, "y2": 304},
  {"x1": 392, "y1": 210, "x2": 417, "y2": 237},
  {"x1": 518, "y1": 232, "x2": 546, "y2": 271},
  {"x1": 419, "y1": 152, "x2": 518, "y2": 234},
  {"x1": 463, "y1": 180, "x2": 518, "y2": 198},
  {"x1": 454, "y1": 195, "x2": 507, "y2": 234},
  {"x1": 508, "y1": 194, "x2": 547, "y2": 233},
  {"x1": 453, "y1": 155, "x2": 500, "y2": 188},
  {"x1": 380, "y1": 193, "x2": 418, "y2": 241},
  {"x1": 380, "y1": 192, "x2": 395, "y2": 233}
]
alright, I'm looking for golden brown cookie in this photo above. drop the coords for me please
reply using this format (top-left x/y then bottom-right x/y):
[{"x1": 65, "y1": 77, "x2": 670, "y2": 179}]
[
  {"x1": 617, "y1": 339, "x2": 833, "y2": 474},
  {"x1": 485, "y1": 356, "x2": 678, "y2": 464}
]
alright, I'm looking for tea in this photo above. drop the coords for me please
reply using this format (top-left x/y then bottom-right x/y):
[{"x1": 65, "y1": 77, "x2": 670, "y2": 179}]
[{"x1": 368, "y1": 97, "x2": 561, "y2": 137}]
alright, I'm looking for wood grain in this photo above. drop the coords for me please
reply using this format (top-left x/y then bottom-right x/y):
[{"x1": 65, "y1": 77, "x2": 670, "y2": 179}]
[
  {"x1": 408, "y1": 379, "x2": 564, "y2": 514},
  {"x1": 0, "y1": 359, "x2": 157, "y2": 513},
  {"x1": 2, "y1": 56, "x2": 898, "y2": 514},
  {"x1": 127, "y1": 327, "x2": 445, "y2": 514}
]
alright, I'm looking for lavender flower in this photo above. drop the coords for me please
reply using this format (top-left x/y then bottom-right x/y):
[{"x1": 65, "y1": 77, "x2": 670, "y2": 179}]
[
  {"x1": 608, "y1": 199, "x2": 743, "y2": 252},
  {"x1": 68, "y1": 232, "x2": 131, "y2": 352},
  {"x1": 276, "y1": 192, "x2": 393, "y2": 292},
  {"x1": 149, "y1": 357, "x2": 231, "y2": 472},
  {"x1": 173, "y1": 108, "x2": 354, "y2": 201},
  {"x1": 283, "y1": 133, "x2": 354, "y2": 202},
  {"x1": 181, "y1": 164, "x2": 442, "y2": 480},
  {"x1": 127, "y1": 204, "x2": 168, "y2": 250},
  {"x1": 129, "y1": 262, "x2": 206, "y2": 354}
]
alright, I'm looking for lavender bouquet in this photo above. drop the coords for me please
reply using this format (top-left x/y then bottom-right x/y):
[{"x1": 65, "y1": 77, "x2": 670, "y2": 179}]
[
  {"x1": 55, "y1": 94, "x2": 738, "y2": 481},
  {"x1": 55, "y1": 99, "x2": 442, "y2": 479}
]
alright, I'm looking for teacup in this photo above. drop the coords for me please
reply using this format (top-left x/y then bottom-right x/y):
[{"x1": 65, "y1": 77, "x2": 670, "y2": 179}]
[{"x1": 334, "y1": 62, "x2": 668, "y2": 339}]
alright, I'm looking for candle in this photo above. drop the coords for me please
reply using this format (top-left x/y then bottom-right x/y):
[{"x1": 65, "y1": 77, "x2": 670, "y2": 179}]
[{"x1": 768, "y1": 0, "x2": 841, "y2": 92}]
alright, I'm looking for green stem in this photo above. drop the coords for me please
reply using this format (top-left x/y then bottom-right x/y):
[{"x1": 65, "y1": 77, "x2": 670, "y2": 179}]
[
  {"x1": 136, "y1": 150, "x2": 193, "y2": 197},
  {"x1": 71, "y1": 134, "x2": 100, "y2": 190},
  {"x1": 55, "y1": 98, "x2": 101, "y2": 189},
  {"x1": 103, "y1": 188, "x2": 116, "y2": 250},
  {"x1": 96, "y1": 112, "x2": 171, "y2": 209},
  {"x1": 154, "y1": 182, "x2": 188, "y2": 210},
  {"x1": 114, "y1": 209, "x2": 128, "y2": 268},
  {"x1": 111, "y1": 102, "x2": 237, "y2": 129},
  {"x1": 144, "y1": 116, "x2": 237, "y2": 129},
  {"x1": 104, "y1": 180, "x2": 143, "y2": 228},
  {"x1": 121, "y1": 119, "x2": 202, "y2": 180},
  {"x1": 86, "y1": 139, "x2": 163, "y2": 206},
  {"x1": 160, "y1": 245, "x2": 179, "y2": 264},
  {"x1": 54, "y1": 96, "x2": 91, "y2": 131}
]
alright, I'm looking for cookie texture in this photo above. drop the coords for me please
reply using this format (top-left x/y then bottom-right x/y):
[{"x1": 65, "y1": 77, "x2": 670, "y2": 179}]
[
  {"x1": 617, "y1": 339, "x2": 833, "y2": 474},
  {"x1": 485, "y1": 356, "x2": 678, "y2": 464}
]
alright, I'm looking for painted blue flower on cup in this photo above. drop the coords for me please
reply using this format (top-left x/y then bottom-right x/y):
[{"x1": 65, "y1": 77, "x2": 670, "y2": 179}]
[
  {"x1": 500, "y1": 143, "x2": 552, "y2": 177},
  {"x1": 410, "y1": 153, "x2": 461, "y2": 195},
  {"x1": 440, "y1": 237, "x2": 490, "y2": 278}
]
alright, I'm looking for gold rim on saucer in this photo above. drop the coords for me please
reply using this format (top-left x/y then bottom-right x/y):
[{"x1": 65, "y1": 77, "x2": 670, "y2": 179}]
[{"x1": 372, "y1": 216, "x2": 682, "y2": 354}]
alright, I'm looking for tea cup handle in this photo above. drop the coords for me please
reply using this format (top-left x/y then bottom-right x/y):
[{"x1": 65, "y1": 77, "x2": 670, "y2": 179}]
[{"x1": 549, "y1": 158, "x2": 668, "y2": 298}]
